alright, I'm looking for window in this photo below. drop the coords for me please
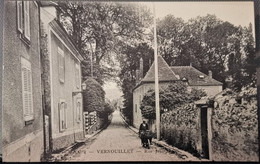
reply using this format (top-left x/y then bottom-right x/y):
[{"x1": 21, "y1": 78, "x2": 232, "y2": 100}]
[
  {"x1": 21, "y1": 57, "x2": 34, "y2": 122},
  {"x1": 135, "y1": 104, "x2": 137, "y2": 113},
  {"x1": 58, "y1": 47, "x2": 65, "y2": 83},
  {"x1": 75, "y1": 63, "x2": 80, "y2": 89},
  {"x1": 17, "y1": 1, "x2": 30, "y2": 41},
  {"x1": 76, "y1": 99, "x2": 81, "y2": 122},
  {"x1": 59, "y1": 101, "x2": 67, "y2": 132}
]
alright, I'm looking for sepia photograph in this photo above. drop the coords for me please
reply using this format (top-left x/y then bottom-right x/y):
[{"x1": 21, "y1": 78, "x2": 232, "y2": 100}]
[{"x1": 1, "y1": 0, "x2": 259, "y2": 162}]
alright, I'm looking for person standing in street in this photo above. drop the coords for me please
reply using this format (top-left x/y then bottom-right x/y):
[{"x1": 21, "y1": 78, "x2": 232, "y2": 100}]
[{"x1": 139, "y1": 120, "x2": 149, "y2": 147}]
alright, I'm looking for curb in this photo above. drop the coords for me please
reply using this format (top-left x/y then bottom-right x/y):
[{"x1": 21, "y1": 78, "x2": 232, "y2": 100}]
[
  {"x1": 120, "y1": 113, "x2": 204, "y2": 161},
  {"x1": 46, "y1": 121, "x2": 111, "y2": 162}
]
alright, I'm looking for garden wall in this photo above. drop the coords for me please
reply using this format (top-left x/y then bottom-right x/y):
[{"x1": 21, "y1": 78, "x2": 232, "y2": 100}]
[
  {"x1": 160, "y1": 88, "x2": 258, "y2": 161},
  {"x1": 161, "y1": 103, "x2": 202, "y2": 157},
  {"x1": 211, "y1": 88, "x2": 258, "y2": 161}
]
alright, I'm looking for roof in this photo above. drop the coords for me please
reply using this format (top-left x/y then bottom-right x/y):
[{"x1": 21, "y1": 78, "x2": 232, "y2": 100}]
[
  {"x1": 49, "y1": 20, "x2": 84, "y2": 61},
  {"x1": 141, "y1": 55, "x2": 179, "y2": 82},
  {"x1": 171, "y1": 66, "x2": 222, "y2": 86}
]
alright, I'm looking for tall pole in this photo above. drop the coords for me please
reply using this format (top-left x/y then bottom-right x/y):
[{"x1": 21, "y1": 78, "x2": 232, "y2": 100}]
[{"x1": 153, "y1": 3, "x2": 160, "y2": 140}]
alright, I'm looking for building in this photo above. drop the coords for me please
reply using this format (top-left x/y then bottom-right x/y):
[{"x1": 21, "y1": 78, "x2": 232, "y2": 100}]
[
  {"x1": 2, "y1": 1, "x2": 44, "y2": 161},
  {"x1": 40, "y1": 5, "x2": 85, "y2": 152},
  {"x1": 132, "y1": 55, "x2": 222, "y2": 129},
  {"x1": 171, "y1": 66, "x2": 222, "y2": 97}
]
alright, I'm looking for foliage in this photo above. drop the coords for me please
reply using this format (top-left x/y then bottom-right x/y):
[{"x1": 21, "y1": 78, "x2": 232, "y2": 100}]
[
  {"x1": 118, "y1": 42, "x2": 154, "y2": 124},
  {"x1": 56, "y1": 2, "x2": 152, "y2": 84},
  {"x1": 140, "y1": 82, "x2": 206, "y2": 119},
  {"x1": 161, "y1": 103, "x2": 201, "y2": 157},
  {"x1": 82, "y1": 77, "x2": 105, "y2": 114},
  {"x1": 99, "y1": 102, "x2": 115, "y2": 119},
  {"x1": 212, "y1": 88, "x2": 258, "y2": 161},
  {"x1": 157, "y1": 14, "x2": 256, "y2": 91}
]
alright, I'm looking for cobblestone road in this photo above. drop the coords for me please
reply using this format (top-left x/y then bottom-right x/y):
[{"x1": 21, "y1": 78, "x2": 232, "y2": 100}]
[{"x1": 61, "y1": 110, "x2": 186, "y2": 162}]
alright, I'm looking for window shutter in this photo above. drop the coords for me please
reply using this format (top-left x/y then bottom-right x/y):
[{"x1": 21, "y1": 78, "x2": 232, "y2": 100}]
[
  {"x1": 17, "y1": 1, "x2": 23, "y2": 33},
  {"x1": 24, "y1": 1, "x2": 30, "y2": 40},
  {"x1": 58, "y1": 47, "x2": 65, "y2": 83},
  {"x1": 75, "y1": 64, "x2": 80, "y2": 88},
  {"x1": 65, "y1": 102, "x2": 68, "y2": 129},
  {"x1": 21, "y1": 58, "x2": 33, "y2": 122},
  {"x1": 58, "y1": 103, "x2": 62, "y2": 131}
]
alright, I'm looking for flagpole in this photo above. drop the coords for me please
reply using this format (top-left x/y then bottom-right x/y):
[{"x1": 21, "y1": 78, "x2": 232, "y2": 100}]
[{"x1": 153, "y1": 3, "x2": 160, "y2": 140}]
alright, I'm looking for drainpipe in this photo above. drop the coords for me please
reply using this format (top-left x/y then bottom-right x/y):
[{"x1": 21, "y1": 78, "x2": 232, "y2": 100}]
[{"x1": 254, "y1": 0, "x2": 260, "y2": 161}]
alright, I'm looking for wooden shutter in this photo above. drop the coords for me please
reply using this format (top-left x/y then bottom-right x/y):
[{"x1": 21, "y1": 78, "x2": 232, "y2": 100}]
[
  {"x1": 17, "y1": 1, "x2": 23, "y2": 33},
  {"x1": 75, "y1": 64, "x2": 80, "y2": 88},
  {"x1": 59, "y1": 102, "x2": 65, "y2": 132},
  {"x1": 21, "y1": 58, "x2": 33, "y2": 121},
  {"x1": 24, "y1": 1, "x2": 30, "y2": 40},
  {"x1": 58, "y1": 47, "x2": 65, "y2": 83},
  {"x1": 64, "y1": 102, "x2": 68, "y2": 129}
]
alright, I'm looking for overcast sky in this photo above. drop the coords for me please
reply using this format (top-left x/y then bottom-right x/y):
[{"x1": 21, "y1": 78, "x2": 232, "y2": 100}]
[{"x1": 104, "y1": 1, "x2": 255, "y2": 101}]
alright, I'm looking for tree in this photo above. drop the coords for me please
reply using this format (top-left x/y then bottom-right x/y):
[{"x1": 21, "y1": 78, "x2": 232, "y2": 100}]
[
  {"x1": 157, "y1": 14, "x2": 256, "y2": 91},
  {"x1": 82, "y1": 77, "x2": 105, "y2": 114},
  {"x1": 140, "y1": 82, "x2": 206, "y2": 119},
  {"x1": 56, "y1": 2, "x2": 152, "y2": 84},
  {"x1": 118, "y1": 42, "x2": 154, "y2": 124}
]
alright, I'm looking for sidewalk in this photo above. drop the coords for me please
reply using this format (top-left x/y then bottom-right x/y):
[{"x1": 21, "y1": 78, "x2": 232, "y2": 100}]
[
  {"x1": 121, "y1": 115, "x2": 208, "y2": 161},
  {"x1": 44, "y1": 124, "x2": 108, "y2": 162}
]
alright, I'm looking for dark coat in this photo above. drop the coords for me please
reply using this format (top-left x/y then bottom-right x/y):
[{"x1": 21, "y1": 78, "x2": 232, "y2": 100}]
[{"x1": 139, "y1": 123, "x2": 149, "y2": 131}]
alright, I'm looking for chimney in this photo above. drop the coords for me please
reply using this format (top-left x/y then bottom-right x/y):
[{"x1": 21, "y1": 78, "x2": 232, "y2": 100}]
[
  {"x1": 136, "y1": 69, "x2": 139, "y2": 84},
  {"x1": 140, "y1": 58, "x2": 143, "y2": 79},
  {"x1": 208, "y1": 70, "x2": 212, "y2": 78}
]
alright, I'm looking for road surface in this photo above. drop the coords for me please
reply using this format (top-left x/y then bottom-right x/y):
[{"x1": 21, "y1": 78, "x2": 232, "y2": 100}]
[{"x1": 61, "y1": 110, "x2": 186, "y2": 162}]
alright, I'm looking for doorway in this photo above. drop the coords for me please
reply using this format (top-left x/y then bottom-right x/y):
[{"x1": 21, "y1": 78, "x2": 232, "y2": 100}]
[{"x1": 200, "y1": 107, "x2": 209, "y2": 159}]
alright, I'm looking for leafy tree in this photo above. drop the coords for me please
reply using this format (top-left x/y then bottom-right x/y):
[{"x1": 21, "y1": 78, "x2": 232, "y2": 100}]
[
  {"x1": 82, "y1": 77, "x2": 105, "y2": 114},
  {"x1": 56, "y1": 2, "x2": 152, "y2": 84},
  {"x1": 157, "y1": 14, "x2": 256, "y2": 91},
  {"x1": 118, "y1": 42, "x2": 154, "y2": 124},
  {"x1": 140, "y1": 82, "x2": 206, "y2": 119}
]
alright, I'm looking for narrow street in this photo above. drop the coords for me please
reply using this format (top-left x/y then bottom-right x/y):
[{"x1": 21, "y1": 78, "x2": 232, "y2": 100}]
[{"x1": 61, "y1": 110, "x2": 186, "y2": 162}]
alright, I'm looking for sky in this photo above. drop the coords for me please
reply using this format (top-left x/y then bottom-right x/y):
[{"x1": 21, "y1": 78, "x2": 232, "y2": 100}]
[{"x1": 103, "y1": 1, "x2": 255, "y2": 101}]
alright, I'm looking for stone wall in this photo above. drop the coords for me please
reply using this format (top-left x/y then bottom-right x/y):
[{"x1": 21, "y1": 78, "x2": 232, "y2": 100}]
[
  {"x1": 161, "y1": 103, "x2": 202, "y2": 157},
  {"x1": 160, "y1": 88, "x2": 258, "y2": 161},
  {"x1": 211, "y1": 88, "x2": 258, "y2": 161}
]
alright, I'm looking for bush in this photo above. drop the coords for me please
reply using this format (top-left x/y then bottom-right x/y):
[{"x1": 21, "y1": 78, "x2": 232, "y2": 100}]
[
  {"x1": 82, "y1": 77, "x2": 105, "y2": 114},
  {"x1": 140, "y1": 82, "x2": 206, "y2": 119}
]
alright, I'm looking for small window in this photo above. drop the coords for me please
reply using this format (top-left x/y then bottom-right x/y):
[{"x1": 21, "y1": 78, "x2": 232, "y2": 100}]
[
  {"x1": 21, "y1": 57, "x2": 34, "y2": 122},
  {"x1": 17, "y1": 1, "x2": 30, "y2": 42},
  {"x1": 58, "y1": 47, "x2": 65, "y2": 83},
  {"x1": 59, "y1": 101, "x2": 67, "y2": 132},
  {"x1": 135, "y1": 104, "x2": 137, "y2": 113},
  {"x1": 75, "y1": 63, "x2": 80, "y2": 89}
]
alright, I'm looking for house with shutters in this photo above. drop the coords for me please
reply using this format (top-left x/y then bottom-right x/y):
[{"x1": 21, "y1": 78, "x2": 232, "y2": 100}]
[
  {"x1": 40, "y1": 5, "x2": 85, "y2": 152},
  {"x1": 132, "y1": 55, "x2": 222, "y2": 129},
  {"x1": 2, "y1": 1, "x2": 44, "y2": 162}
]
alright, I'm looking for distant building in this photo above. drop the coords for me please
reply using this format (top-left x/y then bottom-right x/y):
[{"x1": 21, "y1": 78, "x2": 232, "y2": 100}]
[
  {"x1": 40, "y1": 5, "x2": 85, "y2": 152},
  {"x1": 2, "y1": 1, "x2": 44, "y2": 161},
  {"x1": 132, "y1": 55, "x2": 222, "y2": 129}
]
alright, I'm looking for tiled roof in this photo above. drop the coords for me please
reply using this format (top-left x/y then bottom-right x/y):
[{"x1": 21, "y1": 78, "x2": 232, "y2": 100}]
[
  {"x1": 141, "y1": 55, "x2": 179, "y2": 82},
  {"x1": 171, "y1": 66, "x2": 222, "y2": 86}
]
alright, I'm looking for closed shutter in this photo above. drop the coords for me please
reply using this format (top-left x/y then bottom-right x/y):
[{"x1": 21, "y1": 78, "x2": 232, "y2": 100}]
[
  {"x1": 64, "y1": 102, "x2": 68, "y2": 129},
  {"x1": 58, "y1": 47, "x2": 65, "y2": 83},
  {"x1": 24, "y1": 1, "x2": 30, "y2": 40},
  {"x1": 59, "y1": 102, "x2": 64, "y2": 132},
  {"x1": 21, "y1": 58, "x2": 33, "y2": 121},
  {"x1": 75, "y1": 64, "x2": 80, "y2": 88},
  {"x1": 17, "y1": 1, "x2": 23, "y2": 33}
]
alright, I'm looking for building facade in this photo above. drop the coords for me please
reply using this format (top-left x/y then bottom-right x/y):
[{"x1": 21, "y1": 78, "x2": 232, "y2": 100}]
[
  {"x1": 40, "y1": 5, "x2": 85, "y2": 151},
  {"x1": 133, "y1": 55, "x2": 222, "y2": 129},
  {"x1": 2, "y1": 1, "x2": 44, "y2": 162}
]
